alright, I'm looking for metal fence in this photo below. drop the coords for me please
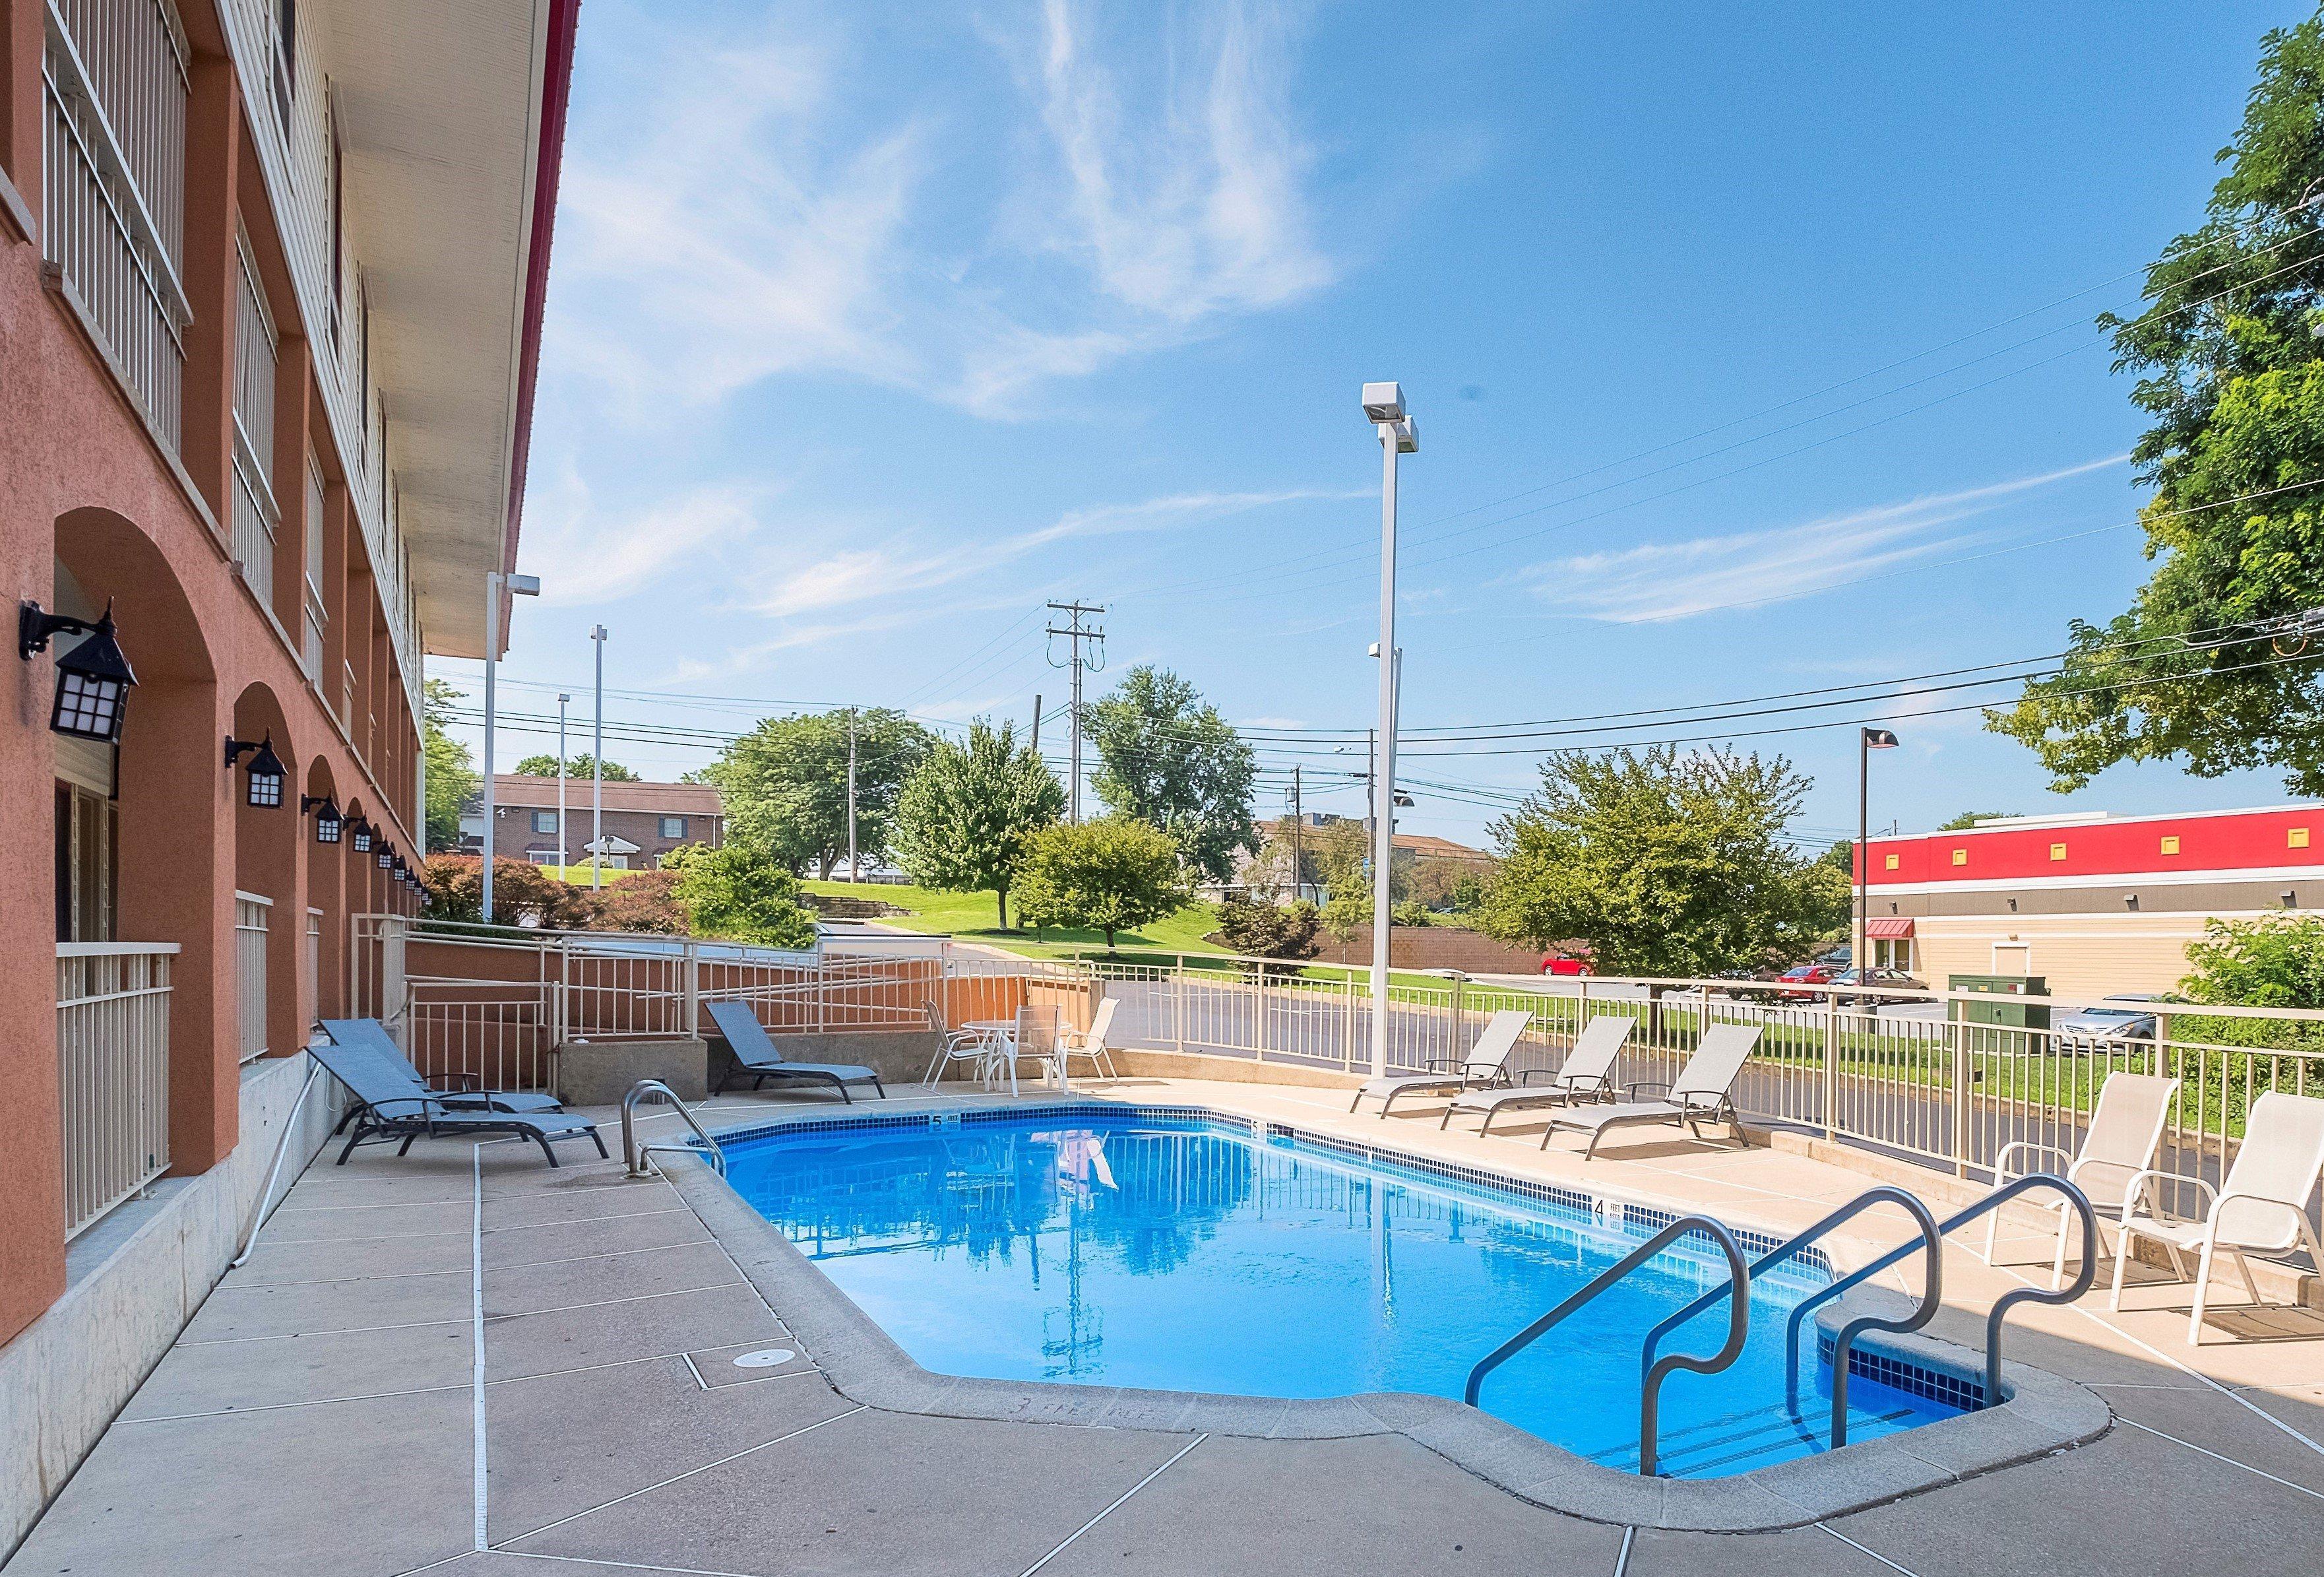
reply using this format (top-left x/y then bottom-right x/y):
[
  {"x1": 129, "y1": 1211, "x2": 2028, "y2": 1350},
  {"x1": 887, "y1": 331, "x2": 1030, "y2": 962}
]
[{"x1": 55, "y1": 943, "x2": 175, "y2": 1240}]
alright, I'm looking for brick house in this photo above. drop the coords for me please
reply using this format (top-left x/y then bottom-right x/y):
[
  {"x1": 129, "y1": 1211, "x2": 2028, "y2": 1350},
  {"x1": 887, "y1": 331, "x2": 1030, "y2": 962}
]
[{"x1": 461, "y1": 775, "x2": 724, "y2": 867}]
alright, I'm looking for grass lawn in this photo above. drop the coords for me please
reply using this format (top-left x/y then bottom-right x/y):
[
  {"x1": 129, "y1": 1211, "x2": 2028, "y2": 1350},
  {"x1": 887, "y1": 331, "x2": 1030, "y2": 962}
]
[{"x1": 800, "y1": 880, "x2": 1229, "y2": 959}]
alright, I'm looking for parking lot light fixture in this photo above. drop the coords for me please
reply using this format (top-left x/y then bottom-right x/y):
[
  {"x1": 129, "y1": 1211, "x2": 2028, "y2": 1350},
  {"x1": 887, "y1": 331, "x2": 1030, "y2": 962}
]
[{"x1": 1858, "y1": 727, "x2": 1899, "y2": 982}]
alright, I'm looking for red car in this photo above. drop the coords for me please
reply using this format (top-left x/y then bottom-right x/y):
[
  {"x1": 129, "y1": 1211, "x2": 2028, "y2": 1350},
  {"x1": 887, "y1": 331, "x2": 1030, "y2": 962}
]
[
  {"x1": 1773, "y1": 963, "x2": 1835, "y2": 1002},
  {"x1": 1540, "y1": 955, "x2": 1592, "y2": 977}
]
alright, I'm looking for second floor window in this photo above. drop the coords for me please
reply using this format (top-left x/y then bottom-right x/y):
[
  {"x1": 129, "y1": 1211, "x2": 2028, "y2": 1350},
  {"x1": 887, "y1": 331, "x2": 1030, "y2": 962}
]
[{"x1": 659, "y1": 816, "x2": 686, "y2": 839}]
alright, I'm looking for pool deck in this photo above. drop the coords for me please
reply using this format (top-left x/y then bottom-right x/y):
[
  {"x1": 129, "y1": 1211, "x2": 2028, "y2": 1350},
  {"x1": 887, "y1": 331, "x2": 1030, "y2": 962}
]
[{"x1": 8, "y1": 1074, "x2": 2324, "y2": 1577}]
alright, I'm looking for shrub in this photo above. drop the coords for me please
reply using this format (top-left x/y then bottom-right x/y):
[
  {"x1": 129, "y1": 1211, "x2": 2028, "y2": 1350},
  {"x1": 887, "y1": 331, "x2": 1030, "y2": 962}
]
[
  {"x1": 422, "y1": 856, "x2": 596, "y2": 929},
  {"x1": 1214, "y1": 898, "x2": 1321, "y2": 978},
  {"x1": 586, "y1": 869, "x2": 687, "y2": 934},
  {"x1": 669, "y1": 843, "x2": 819, "y2": 949}
]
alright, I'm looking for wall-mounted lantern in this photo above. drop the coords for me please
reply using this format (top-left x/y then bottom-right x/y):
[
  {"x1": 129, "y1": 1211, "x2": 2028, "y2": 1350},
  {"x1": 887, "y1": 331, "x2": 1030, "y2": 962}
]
[
  {"x1": 377, "y1": 842, "x2": 396, "y2": 870},
  {"x1": 349, "y1": 818, "x2": 373, "y2": 852},
  {"x1": 19, "y1": 600, "x2": 137, "y2": 743},
  {"x1": 225, "y1": 734, "x2": 287, "y2": 808},
  {"x1": 303, "y1": 795, "x2": 343, "y2": 843}
]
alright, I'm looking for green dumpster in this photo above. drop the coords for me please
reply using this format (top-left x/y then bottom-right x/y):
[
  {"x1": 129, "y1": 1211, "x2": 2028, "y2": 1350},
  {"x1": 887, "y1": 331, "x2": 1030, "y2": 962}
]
[{"x1": 1947, "y1": 973, "x2": 2050, "y2": 1032}]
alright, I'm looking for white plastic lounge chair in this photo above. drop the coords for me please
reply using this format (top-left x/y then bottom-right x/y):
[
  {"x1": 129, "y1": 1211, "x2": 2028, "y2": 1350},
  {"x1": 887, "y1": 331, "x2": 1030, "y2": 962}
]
[
  {"x1": 920, "y1": 1000, "x2": 992, "y2": 1085},
  {"x1": 1348, "y1": 1010, "x2": 1535, "y2": 1118},
  {"x1": 1983, "y1": 1071, "x2": 2179, "y2": 1288},
  {"x1": 988, "y1": 1004, "x2": 1064, "y2": 1095},
  {"x1": 707, "y1": 1000, "x2": 887, "y2": 1101},
  {"x1": 1061, "y1": 996, "x2": 1121, "y2": 1081},
  {"x1": 1542, "y1": 1023, "x2": 1761, "y2": 1157},
  {"x1": 1441, "y1": 1015, "x2": 1635, "y2": 1134},
  {"x1": 2109, "y1": 1089, "x2": 2324, "y2": 1343}
]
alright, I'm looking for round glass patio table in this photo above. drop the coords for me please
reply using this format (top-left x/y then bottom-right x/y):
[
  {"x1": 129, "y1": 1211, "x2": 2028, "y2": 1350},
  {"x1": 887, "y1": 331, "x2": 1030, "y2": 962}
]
[{"x1": 961, "y1": 1019, "x2": 1068, "y2": 1092}]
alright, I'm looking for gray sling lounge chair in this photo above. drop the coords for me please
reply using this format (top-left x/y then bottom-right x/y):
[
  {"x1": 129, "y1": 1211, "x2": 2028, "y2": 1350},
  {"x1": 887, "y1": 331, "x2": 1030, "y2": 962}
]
[
  {"x1": 310, "y1": 1035, "x2": 607, "y2": 1168},
  {"x1": 1542, "y1": 1022, "x2": 1761, "y2": 1157},
  {"x1": 1440, "y1": 1015, "x2": 1634, "y2": 1134},
  {"x1": 319, "y1": 1019, "x2": 566, "y2": 1130},
  {"x1": 707, "y1": 1000, "x2": 887, "y2": 1102},
  {"x1": 1348, "y1": 1010, "x2": 1535, "y2": 1118}
]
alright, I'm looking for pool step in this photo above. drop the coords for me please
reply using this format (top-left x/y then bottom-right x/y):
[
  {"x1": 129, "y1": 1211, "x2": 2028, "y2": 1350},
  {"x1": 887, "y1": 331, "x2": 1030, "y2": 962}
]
[{"x1": 1585, "y1": 1401, "x2": 1916, "y2": 1477}]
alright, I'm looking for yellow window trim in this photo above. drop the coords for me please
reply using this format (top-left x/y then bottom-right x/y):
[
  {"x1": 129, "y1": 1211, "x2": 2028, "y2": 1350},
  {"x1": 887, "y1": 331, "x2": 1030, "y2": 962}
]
[
  {"x1": 2049, "y1": 842, "x2": 2067, "y2": 861},
  {"x1": 1951, "y1": 849, "x2": 1968, "y2": 866},
  {"x1": 2160, "y1": 835, "x2": 2180, "y2": 855},
  {"x1": 2293, "y1": 827, "x2": 2311, "y2": 849}
]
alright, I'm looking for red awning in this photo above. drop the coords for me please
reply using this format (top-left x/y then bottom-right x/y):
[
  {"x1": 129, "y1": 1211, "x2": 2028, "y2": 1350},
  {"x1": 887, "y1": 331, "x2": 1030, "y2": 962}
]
[{"x1": 1866, "y1": 918, "x2": 1915, "y2": 939}]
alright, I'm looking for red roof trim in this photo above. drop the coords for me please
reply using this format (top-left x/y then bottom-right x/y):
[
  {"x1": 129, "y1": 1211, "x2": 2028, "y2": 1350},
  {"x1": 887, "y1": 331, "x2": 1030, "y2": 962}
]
[{"x1": 501, "y1": 0, "x2": 582, "y2": 582}]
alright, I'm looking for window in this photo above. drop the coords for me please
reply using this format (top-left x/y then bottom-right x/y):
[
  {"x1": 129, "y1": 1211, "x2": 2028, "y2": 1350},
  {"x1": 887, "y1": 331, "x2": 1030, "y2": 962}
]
[
  {"x1": 2050, "y1": 843, "x2": 2067, "y2": 861},
  {"x1": 272, "y1": 0, "x2": 297, "y2": 132},
  {"x1": 1951, "y1": 849, "x2": 1968, "y2": 866},
  {"x1": 2293, "y1": 827, "x2": 2311, "y2": 850},
  {"x1": 2160, "y1": 835, "x2": 2180, "y2": 855},
  {"x1": 531, "y1": 811, "x2": 556, "y2": 833},
  {"x1": 1883, "y1": 853, "x2": 1899, "y2": 871},
  {"x1": 659, "y1": 816, "x2": 687, "y2": 839}
]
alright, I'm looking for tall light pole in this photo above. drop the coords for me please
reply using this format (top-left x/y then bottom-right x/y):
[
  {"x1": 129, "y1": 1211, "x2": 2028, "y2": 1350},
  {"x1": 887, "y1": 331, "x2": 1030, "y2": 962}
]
[
  {"x1": 1361, "y1": 382, "x2": 1416, "y2": 1078},
  {"x1": 480, "y1": 570, "x2": 540, "y2": 925},
  {"x1": 845, "y1": 708, "x2": 858, "y2": 882},
  {"x1": 1858, "y1": 726, "x2": 1900, "y2": 982},
  {"x1": 590, "y1": 625, "x2": 608, "y2": 889},
  {"x1": 555, "y1": 692, "x2": 571, "y2": 870}
]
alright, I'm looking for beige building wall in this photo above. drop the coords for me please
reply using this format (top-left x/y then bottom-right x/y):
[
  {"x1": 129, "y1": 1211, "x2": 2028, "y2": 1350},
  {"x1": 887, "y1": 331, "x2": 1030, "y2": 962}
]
[{"x1": 1912, "y1": 911, "x2": 2273, "y2": 1001}]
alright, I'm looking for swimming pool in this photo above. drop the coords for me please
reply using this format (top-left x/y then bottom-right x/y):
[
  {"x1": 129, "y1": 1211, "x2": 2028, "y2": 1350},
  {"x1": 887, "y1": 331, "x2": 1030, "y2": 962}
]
[{"x1": 722, "y1": 1109, "x2": 1964, "y2": 1477}]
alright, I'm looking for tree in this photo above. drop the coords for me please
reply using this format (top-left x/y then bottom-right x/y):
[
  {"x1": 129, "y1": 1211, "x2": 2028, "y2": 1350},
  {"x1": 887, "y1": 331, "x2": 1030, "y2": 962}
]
[
  {"x1": 1213, "y1": 897, "x2": 1321, "y2": 977},
  {"x1": 1937, "y1": 811, "x2": 2011, "y2": 831},
  {"x1": 707, "y1": 709, "x2": 933, "y2": 878},
  {"x1": 892, "y1": 719, "x2": 1064, "y2": 928},
  {"x1": 1477, "y1": 746, "x2": 1835, "y2": 975},
  {"x1": 1988, "y1": 15, "x2": 2324, "y2": 793},
  {"x1": 668, "y1": 843, "x2": 819, "y2": 949},
  {"x1": 423, "y1": 680, "x2": 479, "y2": 853},
  {"x1": 512, "y1": 753, "x2": 636, "y2": 781},
  {"x1": 1086, "y1": 666, "x2": 1259, "y2": 884},
  {"x1": 1015, "y1": 818, "x2": 1189, "y2": 948}
]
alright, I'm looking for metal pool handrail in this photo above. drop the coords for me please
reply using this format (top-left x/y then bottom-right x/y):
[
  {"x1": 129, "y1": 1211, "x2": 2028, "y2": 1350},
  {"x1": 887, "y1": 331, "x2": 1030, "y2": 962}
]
[
  {"x1": 1464, "y1": 1215, "x2": 1751, "y2": 1478},
  {"x1": 1784, "y1": 1173, "x2": 2094, "y2": 1427},
  {"x1": 621, "y1": 1079, "x2": 728, "y2": 1178}
]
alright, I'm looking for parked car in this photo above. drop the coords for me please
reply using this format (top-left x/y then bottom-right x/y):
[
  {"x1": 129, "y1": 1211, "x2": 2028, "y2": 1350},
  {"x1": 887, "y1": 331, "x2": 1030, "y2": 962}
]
[
  {"x1": 1540, "y1": 955, "x2": 1592, "y2": 977},
  {"x1": 1829, "y1": 967, "x2": 1933, "y2": 1010},
  {"x1": 1773, "y1": 963, "x2": 1836, "y2": 1002},
  {"x1": 2053, "y1": 994, "x2": 2164, "y2": 1055},
  {"x1": 1713, "y1": 967, "x2": 1784, "y2": 1004}
]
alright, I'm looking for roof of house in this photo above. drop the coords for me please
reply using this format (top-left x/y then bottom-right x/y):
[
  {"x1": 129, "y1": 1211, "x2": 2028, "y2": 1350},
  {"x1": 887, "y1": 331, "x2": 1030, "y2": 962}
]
[
  {"x1": 1395, "y1": 834, "x2": 1492, "y2": 860},
  {"x1": 485, "y1": 776, "x2": 724, "y2": 816}
]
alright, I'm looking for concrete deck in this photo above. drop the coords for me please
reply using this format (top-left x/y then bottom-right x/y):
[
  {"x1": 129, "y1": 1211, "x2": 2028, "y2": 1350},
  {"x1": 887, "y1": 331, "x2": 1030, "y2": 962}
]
[{"x1": 8, "y1": 1075, "x2": 2324, "y2": 1576}]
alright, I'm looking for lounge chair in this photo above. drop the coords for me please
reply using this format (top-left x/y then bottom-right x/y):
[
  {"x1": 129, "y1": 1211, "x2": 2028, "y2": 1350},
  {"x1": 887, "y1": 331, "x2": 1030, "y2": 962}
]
[
  {"x1": 1061, "y1": 996, "x2": 1121, "y2": 1081},
  {"x1": 1983, "y1": 1070, "x2": 2179, "y2": 1288},
  {"x1": 1542, "y1": 1023, "x2": 1761, "y2": 1157},
  {"x1": 2109, "y1": 1089, "x2": 2324, "y2": 1343},
  {"x1": 920, "y1": 1000, "x2": 993, "y2": 1086},
  {"x1": 1348, "y1": 1010, "x2": 1536, "y2": 1118},
  {"x1": 1441, "y1": 1015, "x2": 1635, "y2": 1134},
  {"x1": 707, "y1": 1000, "x2": 887, "y2": 1102},
  {"x1": 319, "y1": 1018, "x2": 566, "y2": 1128},
  {"x1": 309, "y1": 1037, "x2": 607, "y2": 1168}
]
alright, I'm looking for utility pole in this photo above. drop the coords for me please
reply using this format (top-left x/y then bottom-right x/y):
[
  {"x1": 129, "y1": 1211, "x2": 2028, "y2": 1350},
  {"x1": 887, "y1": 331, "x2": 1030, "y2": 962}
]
[
  {"x1": 590, "y1": 624, "x2": 607, "y2": 889},
  {"x1": 480, "y1": 570, "x2": 539, "y2": 925},
  {"x1": 555, "y1": 692, "x2": 570, "y2": 870},
  {"x1": 1046, "y1": 601, "x2": 1106, "y2": 824},
  {"x1": 846, "y1": 709, "x2": 858, "y2": 882},
  {"x1": 1029, "y1": 693, "x2": 1042, "y2": 757},
  {"x1": 1291, "y1": 764, "x2": 1303, "y2": 905}
]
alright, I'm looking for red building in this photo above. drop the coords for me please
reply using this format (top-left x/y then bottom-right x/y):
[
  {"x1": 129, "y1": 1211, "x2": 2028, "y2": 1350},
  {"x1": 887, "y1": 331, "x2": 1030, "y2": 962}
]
[{"x1": 1857, "y1": 804, "x2": 2324, "y2": 997}]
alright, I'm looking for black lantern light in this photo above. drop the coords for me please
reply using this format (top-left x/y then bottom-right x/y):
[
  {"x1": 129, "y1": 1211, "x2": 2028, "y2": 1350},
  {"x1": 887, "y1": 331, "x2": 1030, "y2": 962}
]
[
  {"x1": 377, "y1": 842, "x2": 396, "y2": 870},
  {"x1": 303, "y1": 795, "x2": 343, "y2": 843},
  {"x1": 349, "y1": 818, "x2": 374, "y2": 853},
  {"x1": 20, "y1": 600, "x2": 137, "y2": 743},
  {"x1": 225, "y1": 734, "x2": 288, "y2": 808}
]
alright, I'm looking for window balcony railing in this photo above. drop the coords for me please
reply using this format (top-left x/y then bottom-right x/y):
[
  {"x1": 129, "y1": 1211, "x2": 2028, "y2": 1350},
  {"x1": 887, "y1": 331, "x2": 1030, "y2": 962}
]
[
  {"x1": 56, "y1": 942, "x2": 177, "y2": 1240},
  {"x1": 234, "y1": 891, "x2": 270, "y2": 1064}
]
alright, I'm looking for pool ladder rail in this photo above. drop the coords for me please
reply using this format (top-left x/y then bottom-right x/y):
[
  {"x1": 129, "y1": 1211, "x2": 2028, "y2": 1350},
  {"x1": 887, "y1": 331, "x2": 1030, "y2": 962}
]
[
  {"x1": 621, "y1": 1079, "x2": 729, "y2": 1179},
  {"x1": 1462, "y1": 1174, "x2": 2095, "y2": 1477}
]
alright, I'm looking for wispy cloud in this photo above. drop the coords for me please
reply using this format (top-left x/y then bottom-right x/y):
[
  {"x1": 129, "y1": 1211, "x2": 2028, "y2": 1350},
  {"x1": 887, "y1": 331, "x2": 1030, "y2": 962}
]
[{"x1": 1515, "y1": 457, "x2": 2127, "y2": 624}]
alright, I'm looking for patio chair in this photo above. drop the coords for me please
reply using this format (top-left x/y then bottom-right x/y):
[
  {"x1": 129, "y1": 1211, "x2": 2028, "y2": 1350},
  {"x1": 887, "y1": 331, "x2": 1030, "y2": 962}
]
[
  {"x1": 987, "y1": 1004, "x2": 1065, "y2": 1097},
  {"x1": 2108, "y1": 1089, "x2": 2324, "y2": 1343},
  {"x1": 1542, "y1": 1022, "x2": 1761, "y2": 1157},
  {"x1": 707, "y1": 999, "x2": 887, "y2": 1102},
  {"x1": 1440, "y1": 1015, "x2": 1635, "y2": 1134},
  {"x1": 1348, "y1": 1010, "x2": 1536, "y2": 1118},
  {"x1": 308, "y1": 1037, "x2": 607, "y2": 1168},
  {"x1": 318, "y1": 1019, "x2": 566, "y2": 1132},
  {"x1": 920, "y1": 999, "x2": 994, "y2": 1086},
  {"x1": 1982, "y1": 1071, "x2": 2179, "y2": 1289},
  {"x1": 1060, "y1": 996, "x2": 1121, "y2": 1081}
]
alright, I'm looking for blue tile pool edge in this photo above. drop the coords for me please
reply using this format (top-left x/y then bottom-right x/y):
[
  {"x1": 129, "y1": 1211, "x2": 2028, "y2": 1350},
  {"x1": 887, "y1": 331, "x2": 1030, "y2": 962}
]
[{"x1": 662, "y1": 1100, "x2": 2116, "y2": 1533}]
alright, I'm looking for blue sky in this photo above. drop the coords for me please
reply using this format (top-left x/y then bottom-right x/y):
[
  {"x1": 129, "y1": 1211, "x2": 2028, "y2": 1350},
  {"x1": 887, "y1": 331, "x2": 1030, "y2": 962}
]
[{"x1": 440, "y1": 0, "x2": 2315, "y2": 853}]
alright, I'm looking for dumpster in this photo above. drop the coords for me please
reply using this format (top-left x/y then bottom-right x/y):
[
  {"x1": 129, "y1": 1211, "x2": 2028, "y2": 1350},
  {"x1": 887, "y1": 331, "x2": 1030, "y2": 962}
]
[{"x1": 1947, "y1": 973, "x2": 2050, "y2": 1032}]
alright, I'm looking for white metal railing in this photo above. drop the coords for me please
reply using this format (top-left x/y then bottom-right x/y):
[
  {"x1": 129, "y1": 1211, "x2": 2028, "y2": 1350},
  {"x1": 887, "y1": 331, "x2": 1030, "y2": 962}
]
[
  {"x1": 41, "y1": 0, "x2": 190, "y2": 449},
  {"x1": 56, "y1": 942, "x2": 177, "y2": 1239},
  {"x1": 234, "y1": 891, "x2": 271, "y2": 1063}
]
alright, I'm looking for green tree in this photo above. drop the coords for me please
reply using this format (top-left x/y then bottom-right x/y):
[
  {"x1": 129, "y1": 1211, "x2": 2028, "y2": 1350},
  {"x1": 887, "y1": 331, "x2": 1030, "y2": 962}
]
[
  {"x1": 1936, "y1": 811, "x2": 2010, "y2": 831},
  {"x1": 707, "y1": 709, "x2": 933, "y2": 878},
  {"x1": 1988, "y1": 14, "x2": 2324, "y2": 792},
  {"x1": 1478, "y1": 746, "x2": 1833, "y2": 975},
  {"x1": 892, "y1": 719, "x2": 1064, "y2": 928},
  {"x1": 1086, "y1": 666, "x2": 1259, "y2": 884},
  {"x1": 423, "y1": 680, "x2": 479, "y2": 853},
  {"x1": 1015, "y1": 818, "x2": 1189, "y2": 948},
  {"x1": 668, "y1": 843, "x2": 818, "y2": 949},
  {"x1": 512, "y1": 752, "x2": 636, "y2": 781},
  {"x1": 1213, "y1": 897, "x2": 1321, "y2": 977}
]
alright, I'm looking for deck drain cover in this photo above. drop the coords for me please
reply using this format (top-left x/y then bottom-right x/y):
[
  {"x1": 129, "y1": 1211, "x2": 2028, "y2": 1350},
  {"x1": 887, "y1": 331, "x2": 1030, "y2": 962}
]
[{"x1": 732, "y1": 1347, "x2": 798, "y2": 1369}]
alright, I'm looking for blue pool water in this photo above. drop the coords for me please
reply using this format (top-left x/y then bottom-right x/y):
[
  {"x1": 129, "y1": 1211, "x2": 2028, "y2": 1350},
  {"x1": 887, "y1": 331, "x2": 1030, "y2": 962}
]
[{"x1": 723, "y1": 1112, "x2": 1962, "y2": 1477}]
